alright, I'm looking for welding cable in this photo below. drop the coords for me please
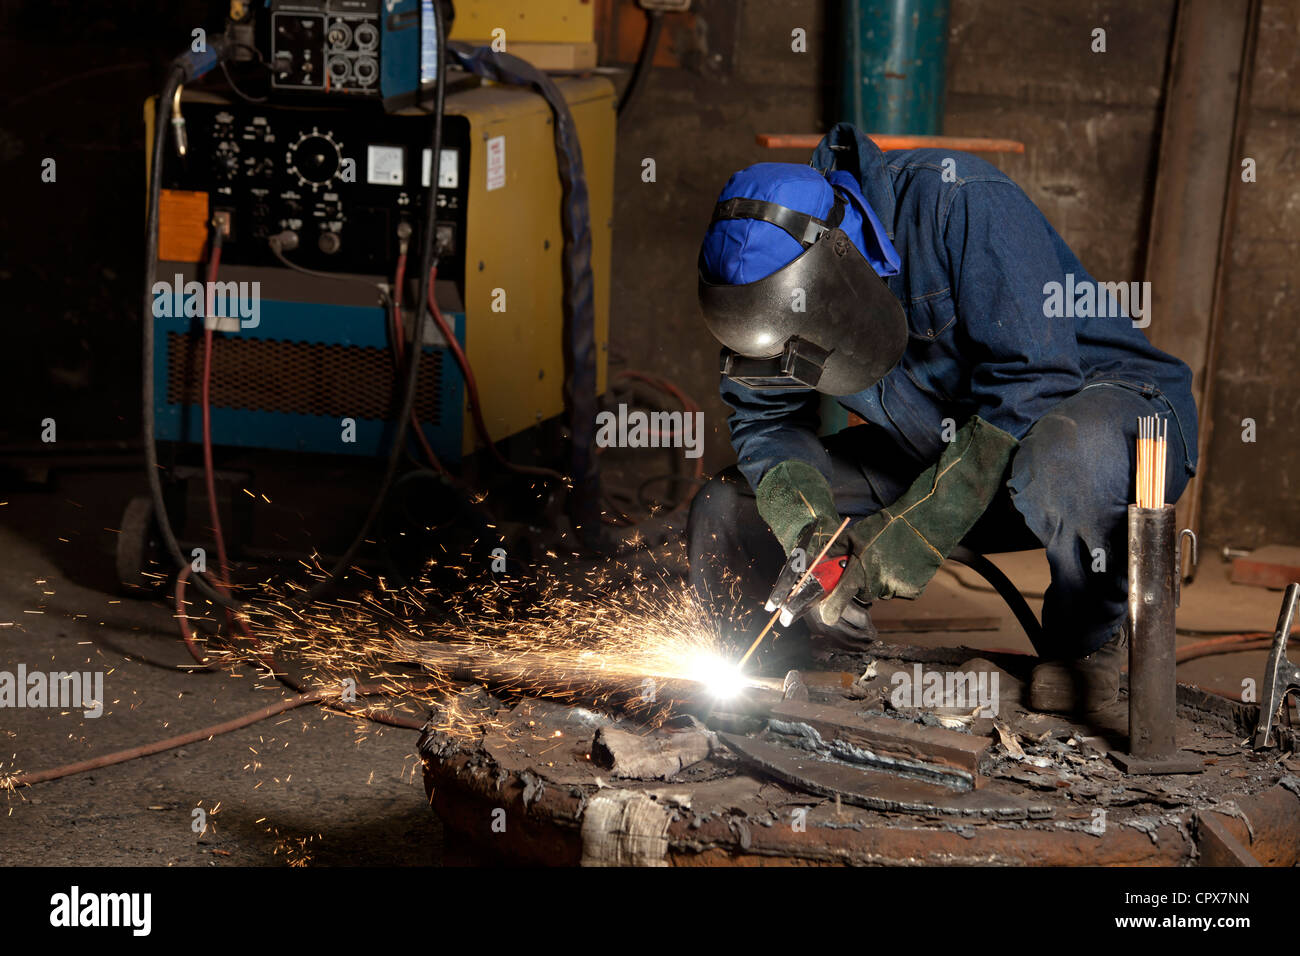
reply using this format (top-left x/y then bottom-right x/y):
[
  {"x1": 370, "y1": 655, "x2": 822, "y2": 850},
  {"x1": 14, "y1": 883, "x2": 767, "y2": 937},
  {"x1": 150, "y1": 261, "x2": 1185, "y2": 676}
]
[
  {"x1": 603, "y1": 369, "x2": 705, "y2": 515},
  {"x1": 281, "y1": 0, "x2": 449, "y2": 605},
  {"x1": 4, "y1": 682, "x2": 430, "y2": 790},
  {"x1": 200, "y1": 224, "x2": 233, "y2": 587},
  {"x1": 388, "y1": 240, "x2": 445, "y2": 474},
  {"x1": 143, "y1": 17, "x2": 447, "y2": 611},
  {"x1": 197, "y1": 224, "x2": 273, "y2": 662},
  {"x1": 143, "y1": 55, "x2": 243, "y2": 612},
  {"x1": 617, "y1": 8, "x2": 664, "y2": 119},
  {"x1": 1175, "y1": 632, "x2": 1274, "y2": 664},
  {"x1": 613, "y1": 369, "x2": 705, "y2": 483},
  {"x1": 218, "y1": 42, "x2": 271, "y2": 104},
  {"x1": 424, "y1": 267, "x2": 567, "y2": 482},
  {"x1": 267, "y1": 235, "x2": 392, "y2": 300},
  {"x1": 174, "y1": 537, "x2": 217, "y2": 669}
]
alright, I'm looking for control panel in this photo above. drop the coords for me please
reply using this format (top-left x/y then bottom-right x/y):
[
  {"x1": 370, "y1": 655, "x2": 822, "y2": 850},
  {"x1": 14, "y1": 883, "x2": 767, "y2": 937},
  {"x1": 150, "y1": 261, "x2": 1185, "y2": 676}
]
[
  {"x1": 271, "y1": 0, "x2": 385, "y2": 95},
  {"x1": 164, "y1": 96, "x2": 469, "y2": 280}
]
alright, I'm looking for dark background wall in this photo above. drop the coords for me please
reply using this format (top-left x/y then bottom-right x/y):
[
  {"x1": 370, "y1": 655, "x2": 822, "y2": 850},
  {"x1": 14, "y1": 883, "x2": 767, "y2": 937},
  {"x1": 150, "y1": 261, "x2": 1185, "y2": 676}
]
[
  {"x1": 0, "y1": 0, "x2": 224, "y2": 448},
  {"x1": 608, "y1": 0, "x2": 1179, "y2": 476},
  {"x1": 1197, "y1": 0, "x2": 1300, "y2": 550},
  {"x1": 0, "y1": 0, "x2": 1295, "y2": 549}
]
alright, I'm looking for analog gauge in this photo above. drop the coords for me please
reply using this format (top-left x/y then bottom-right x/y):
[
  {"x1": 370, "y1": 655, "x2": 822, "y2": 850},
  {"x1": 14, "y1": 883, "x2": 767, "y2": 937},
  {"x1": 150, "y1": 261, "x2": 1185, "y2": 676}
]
[{"x1": 286, "y1": 128, "x2": 343, "y2": 190}]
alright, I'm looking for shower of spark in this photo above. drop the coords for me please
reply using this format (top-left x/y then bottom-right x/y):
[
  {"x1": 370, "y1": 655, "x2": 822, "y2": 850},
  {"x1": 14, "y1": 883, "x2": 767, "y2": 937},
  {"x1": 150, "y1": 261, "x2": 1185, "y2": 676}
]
[{"x1": 185, "y1": 555, "x2": 761, "y2": 736}]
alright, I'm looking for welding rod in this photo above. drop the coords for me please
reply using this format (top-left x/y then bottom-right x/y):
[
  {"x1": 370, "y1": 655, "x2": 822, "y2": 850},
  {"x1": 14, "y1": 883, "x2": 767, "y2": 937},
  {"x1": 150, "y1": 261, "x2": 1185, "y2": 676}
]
[{"x1": 737, "y1": 517, "x2": 853, "y2": 668}]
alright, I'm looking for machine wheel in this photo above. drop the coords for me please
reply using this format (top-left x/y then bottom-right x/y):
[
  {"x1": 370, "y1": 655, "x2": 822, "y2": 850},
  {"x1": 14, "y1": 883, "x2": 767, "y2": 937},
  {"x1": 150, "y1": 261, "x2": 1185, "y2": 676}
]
[{"x1": 116, "y1": 495, "x2": 167, "y2": 595}]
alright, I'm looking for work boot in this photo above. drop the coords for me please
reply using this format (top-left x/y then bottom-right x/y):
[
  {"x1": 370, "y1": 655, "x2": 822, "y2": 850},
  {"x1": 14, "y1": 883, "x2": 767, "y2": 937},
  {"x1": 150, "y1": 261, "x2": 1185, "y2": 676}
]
[{"x1": 1028, "y1": 625, "x2": 1128, "y2": 714}]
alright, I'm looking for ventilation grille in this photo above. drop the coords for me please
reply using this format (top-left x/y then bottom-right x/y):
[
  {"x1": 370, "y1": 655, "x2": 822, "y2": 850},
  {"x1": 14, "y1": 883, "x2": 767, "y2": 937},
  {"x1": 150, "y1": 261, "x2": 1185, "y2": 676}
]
[{"x1": 166, "y1": 333, "x2": 443, "y2": 423}]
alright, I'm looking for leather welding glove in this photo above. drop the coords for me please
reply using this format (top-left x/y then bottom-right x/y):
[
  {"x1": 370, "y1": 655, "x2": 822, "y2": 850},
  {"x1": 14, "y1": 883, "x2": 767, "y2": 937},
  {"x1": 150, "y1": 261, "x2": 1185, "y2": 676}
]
[
  {"x1": 818, "y1": 417, "x2": 1019, "y2": 626},
  {"x1": 754, "y1": 459, "x2": 844, "y2": 559}
]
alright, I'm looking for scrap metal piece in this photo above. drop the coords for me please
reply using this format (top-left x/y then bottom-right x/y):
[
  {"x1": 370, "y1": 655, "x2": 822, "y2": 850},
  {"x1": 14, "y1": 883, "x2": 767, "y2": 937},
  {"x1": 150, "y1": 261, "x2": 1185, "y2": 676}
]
[
  {"x1": 1196, "y1": 812, "x2": 1261, "y2": 867},
  {"x1": 717, "y1": 732, "x2": 1048, "y2": 820},
  {"x1": 769, "y1": 698, "x2": 992, "y2": 777},
  {"x1": 591, "y1": 725, "x2": 712, "y2": 780},
  {"x1": 782, "y1": 669, "x2": 810, "y2": 702},
  {"x1": 1253, "y1": 583, "x2": 1300, "y2": 750}
]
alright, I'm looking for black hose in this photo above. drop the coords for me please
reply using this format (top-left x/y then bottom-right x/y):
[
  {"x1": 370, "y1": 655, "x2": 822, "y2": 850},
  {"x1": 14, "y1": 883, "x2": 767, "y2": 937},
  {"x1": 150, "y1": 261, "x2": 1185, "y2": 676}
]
[
  {"x1": 140, "y1": 12, "x2": 448, "y2": 609},
  {"x1": 142, "y1": 64, "x2": 237, "y2": 608},
  {"x1": 617, "y1": 9, "x2": 663, "y2": 118},
  {"x1": 948, "y1": 545, "x2": 1047, "y2": 656},
  {"x1": 295, "y1": 1, "x2": 447, "y2": 604}
]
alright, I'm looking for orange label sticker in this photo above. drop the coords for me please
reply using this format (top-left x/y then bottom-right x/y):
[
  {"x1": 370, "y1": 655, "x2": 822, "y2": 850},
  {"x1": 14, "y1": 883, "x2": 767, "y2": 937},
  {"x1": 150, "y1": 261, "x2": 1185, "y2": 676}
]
[{"x1": 158, "y1": 189, "x2": 209, "y2": 262}]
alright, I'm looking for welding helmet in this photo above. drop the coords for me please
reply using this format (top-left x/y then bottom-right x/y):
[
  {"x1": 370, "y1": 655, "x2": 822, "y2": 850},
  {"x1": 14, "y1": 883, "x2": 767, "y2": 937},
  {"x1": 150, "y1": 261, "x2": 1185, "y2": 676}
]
[{"x1": 698, "y1": 163, "x2": 907, "y2": 396}]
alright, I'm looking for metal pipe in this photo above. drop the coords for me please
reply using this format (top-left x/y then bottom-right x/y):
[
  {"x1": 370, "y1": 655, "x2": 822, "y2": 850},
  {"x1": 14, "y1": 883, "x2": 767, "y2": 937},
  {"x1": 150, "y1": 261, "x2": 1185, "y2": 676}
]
[
  {"x1": 835, "y1": 0, "x2": 951, "y2": 134},
  {"x1": 1127, "y1": 504, "x2": 1179, "y2": 758}
]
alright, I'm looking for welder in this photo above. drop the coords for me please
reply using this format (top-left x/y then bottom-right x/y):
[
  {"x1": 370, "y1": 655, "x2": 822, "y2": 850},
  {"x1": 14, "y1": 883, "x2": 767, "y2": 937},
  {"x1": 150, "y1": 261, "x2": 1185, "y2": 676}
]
[{"x1": 688, "y1": 123, "x2": 1198, "y2": 714}]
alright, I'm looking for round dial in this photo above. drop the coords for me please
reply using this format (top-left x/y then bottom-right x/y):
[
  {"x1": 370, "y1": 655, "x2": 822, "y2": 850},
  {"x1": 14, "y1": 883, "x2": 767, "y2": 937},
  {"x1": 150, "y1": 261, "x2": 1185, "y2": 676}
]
[{"x1": 286, "y1": 128, "x2": 343, "y2": 190}]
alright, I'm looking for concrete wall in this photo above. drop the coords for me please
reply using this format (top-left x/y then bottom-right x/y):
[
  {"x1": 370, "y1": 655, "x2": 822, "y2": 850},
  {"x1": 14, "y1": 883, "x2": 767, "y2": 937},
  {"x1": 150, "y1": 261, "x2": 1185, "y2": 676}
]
[
  {"x1": 1197, "y1": 0, "x2": 1300, "y2": 549},
  {"x1": 2, "y1": 0, "x2": 1295, "y2": 551},
  {"x1": 608, "y1": 0, "x2": 1177, "y2": 475}
]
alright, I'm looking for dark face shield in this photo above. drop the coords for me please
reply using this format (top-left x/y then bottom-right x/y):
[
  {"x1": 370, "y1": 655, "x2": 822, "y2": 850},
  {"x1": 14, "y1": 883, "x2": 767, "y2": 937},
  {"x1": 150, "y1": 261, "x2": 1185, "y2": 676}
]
[{"x1": 699, "y1": 225, "x2": 908, "y2": 396}]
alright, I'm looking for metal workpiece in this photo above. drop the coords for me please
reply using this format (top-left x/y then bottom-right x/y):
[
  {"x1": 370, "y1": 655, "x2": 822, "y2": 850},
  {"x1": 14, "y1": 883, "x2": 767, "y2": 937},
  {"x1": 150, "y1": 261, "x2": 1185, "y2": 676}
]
[
  {"x1": 1253, "y1": 583, "x2": 1300, "y2": 749},
  {"x1": 1118, "y1": 505, "x2": 1201, "y2": 774}
]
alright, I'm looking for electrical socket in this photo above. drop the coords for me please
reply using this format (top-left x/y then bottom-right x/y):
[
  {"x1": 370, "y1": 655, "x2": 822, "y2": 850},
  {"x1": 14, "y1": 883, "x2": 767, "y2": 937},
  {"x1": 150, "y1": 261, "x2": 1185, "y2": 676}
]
[{"x1": 213, "y1": 209, "x2": 234, "y2": 239}]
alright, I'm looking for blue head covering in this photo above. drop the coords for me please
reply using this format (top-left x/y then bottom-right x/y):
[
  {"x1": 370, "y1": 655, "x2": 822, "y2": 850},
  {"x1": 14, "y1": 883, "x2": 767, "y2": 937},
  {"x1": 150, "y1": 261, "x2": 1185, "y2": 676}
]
[{"x1": 700, "y1": 163, "x2": 900, "y2": 286}]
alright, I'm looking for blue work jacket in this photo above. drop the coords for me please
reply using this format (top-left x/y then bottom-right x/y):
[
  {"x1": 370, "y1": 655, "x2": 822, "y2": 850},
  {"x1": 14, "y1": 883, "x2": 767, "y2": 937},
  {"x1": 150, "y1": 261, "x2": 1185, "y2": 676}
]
[{"x1": 721, "y1": 123, "x2": 1199, "y2": 491}]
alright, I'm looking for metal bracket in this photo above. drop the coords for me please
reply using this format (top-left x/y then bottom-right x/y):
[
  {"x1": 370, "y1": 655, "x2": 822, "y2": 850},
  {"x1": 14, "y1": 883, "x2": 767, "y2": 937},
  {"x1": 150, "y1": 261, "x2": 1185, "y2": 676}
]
[{"x1": 1176, "y1": 528, "x2": 1197, "y2": 607}]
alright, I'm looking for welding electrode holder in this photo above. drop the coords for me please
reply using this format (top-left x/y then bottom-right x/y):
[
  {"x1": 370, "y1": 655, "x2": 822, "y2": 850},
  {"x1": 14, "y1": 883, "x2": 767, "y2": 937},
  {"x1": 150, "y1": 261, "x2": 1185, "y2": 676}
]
[{"x1": 1117, "y1": 504, "x2": 1201, "y2": 774}]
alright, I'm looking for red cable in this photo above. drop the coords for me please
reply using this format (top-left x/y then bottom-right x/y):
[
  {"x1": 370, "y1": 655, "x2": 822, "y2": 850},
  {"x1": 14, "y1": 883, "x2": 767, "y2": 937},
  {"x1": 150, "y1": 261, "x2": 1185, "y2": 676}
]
[
  {"x1": 174, "y1": 564, "x2": 213, "y2": 668},
  {"x1": 200, "y1": 237, "x2": 231, "y2": 583},
  {"x1": 5, "y1": 681, "x2": 429, "y2": 789},
  {"x1": 424, "y1": 266, "x2": 565, "y2": 481},
  {"x1": 390, "y1": 248, "x2": 445, "y2": 474},
  {"x1": 198, "y1": 230, "x2": 263, "y2": 656}
]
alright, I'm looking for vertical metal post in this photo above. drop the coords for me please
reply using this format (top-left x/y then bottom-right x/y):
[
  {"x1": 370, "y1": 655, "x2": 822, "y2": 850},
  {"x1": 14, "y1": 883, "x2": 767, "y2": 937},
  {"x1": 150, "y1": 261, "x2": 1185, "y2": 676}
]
[
  {"x1": 823, "y1": 0, "x2": 950, "y2": 437},
  {"x1": 1117, "y1": 504, "x2": 1202, "y2": 774},
  {"x1": 835, "y1": 0, "x2": 951, "y2": 133},
  {"x1": 1127, "y1": 504, "x2": 1178, "y2": 757}
]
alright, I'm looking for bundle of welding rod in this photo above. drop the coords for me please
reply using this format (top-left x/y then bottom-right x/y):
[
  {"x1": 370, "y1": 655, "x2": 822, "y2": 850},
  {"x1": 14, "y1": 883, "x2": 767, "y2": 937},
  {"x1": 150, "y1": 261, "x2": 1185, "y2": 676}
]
[{"x1": 1135, "y1": 415, "x2": 1168, "y2": 509}]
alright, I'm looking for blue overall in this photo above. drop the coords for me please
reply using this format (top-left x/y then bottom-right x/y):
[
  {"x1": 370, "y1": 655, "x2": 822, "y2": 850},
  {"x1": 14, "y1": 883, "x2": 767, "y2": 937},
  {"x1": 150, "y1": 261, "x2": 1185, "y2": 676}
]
[{"x1": 688, "y1": 124, "x2": 1198, "y2": 659}]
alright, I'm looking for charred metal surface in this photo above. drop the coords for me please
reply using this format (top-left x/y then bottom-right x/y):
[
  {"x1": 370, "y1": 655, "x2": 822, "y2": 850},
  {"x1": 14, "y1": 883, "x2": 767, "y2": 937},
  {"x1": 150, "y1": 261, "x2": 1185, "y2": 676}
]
[
  {"x1": 1196, "y1": 811, "x2": 1261, "y2": 866},
  {"x1": 417, "y1": 646, "x2": 1300, "y2": 866},
  {"x1": 716, "y1": 732, "x2": 1045, "y2": 818}
]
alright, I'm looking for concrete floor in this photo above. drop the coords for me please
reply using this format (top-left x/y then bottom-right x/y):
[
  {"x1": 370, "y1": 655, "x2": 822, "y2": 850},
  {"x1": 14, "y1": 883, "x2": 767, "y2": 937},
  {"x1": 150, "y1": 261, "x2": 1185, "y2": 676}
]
[
  {"x1": 0, "y1": 468, "x2": 444, "y2": 866},
  {"x1": 0, "y1": 466, "x2": 1290, "y2": 866}
]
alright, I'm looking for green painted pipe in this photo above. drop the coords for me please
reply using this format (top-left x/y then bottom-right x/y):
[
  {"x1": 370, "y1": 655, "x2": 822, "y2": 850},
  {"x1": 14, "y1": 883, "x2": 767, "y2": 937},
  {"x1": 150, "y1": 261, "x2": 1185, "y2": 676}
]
[
  {"x1": 836, "y1": 0, "x2": 951, "y2": 136},
  {"x1": 821, "y1": 0, "x2": 950, "y2": 436}
]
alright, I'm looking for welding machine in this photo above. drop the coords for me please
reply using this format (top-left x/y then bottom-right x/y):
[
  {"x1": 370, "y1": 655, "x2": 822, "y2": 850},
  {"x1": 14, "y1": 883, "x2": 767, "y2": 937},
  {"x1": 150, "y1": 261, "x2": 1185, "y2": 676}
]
[
  {"x1": 125, "y1": 3, "x2": 614, "y2": 596},
  {"x1": 262, "y1": 0, "x2": 431, "y2": 109},
  {"x1": 147, "y1": 80, "x2": 612, "y2": 463}
]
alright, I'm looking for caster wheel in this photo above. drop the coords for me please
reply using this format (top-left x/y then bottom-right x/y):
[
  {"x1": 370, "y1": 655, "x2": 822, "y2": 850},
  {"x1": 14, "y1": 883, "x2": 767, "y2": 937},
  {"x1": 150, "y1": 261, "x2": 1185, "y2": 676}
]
[{"x1": 116, "y1": 495, "x2": 167, "y2": 594}]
